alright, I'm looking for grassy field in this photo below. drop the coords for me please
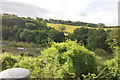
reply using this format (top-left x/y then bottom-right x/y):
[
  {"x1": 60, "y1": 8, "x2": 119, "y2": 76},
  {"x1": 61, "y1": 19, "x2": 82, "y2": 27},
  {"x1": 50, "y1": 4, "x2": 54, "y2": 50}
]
[
  {"x1": 47, "y1": 23, "x2": 84, "y2": 33},
  {"x1": 47, "y1": 23, "x2": 119, "y2": 33}
]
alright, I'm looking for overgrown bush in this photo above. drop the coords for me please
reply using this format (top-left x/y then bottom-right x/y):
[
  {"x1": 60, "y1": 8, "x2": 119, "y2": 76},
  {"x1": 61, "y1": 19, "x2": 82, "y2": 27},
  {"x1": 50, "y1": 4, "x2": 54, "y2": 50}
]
[
  {"x1": 14, "y1": 57, "x2": 43, "y2": 78},
  {"x1": 38, "y1": 40, "x2": 99, "y2": 78},
  {"x1": 104, "y1": 46, "x2": 120, "y2": 79},
  {"x1": 94, "y1": 48, "x2": 108, "y2": 56},
  {"x1": 0, "y1": 53, "x2": 17, "y2": 70},
  {"x1": 0, "y1": 41, "x2": 103, "y2": 78},
  {"x1": 0, "y1": 53, "x2": 43, "y2": 78}
]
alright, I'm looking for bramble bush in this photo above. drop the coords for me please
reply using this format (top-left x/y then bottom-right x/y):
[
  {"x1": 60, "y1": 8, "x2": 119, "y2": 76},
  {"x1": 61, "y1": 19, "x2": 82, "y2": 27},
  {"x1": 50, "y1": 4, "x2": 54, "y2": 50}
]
[
  {"x1": 38, "y1": 40, "x2": 100, "y2": 78},
  {"x1": 4, "y1": 41, "x2": 120, "y2": 79},
  {"x1": 0, "y1": 41, "x2": 101, "y2": 79},
  {"x1": 1, "y1": 47, "x2": 119, "y2": 79},
  {"x1": 0, "y1": 53, "x2": 17, "y2": 70},
  {"x1": 104, "y1": 46, "x2": 120, "y2": 79},
  {"x1": 0, "y1": 53, "x2": 43, "y2": 78}
]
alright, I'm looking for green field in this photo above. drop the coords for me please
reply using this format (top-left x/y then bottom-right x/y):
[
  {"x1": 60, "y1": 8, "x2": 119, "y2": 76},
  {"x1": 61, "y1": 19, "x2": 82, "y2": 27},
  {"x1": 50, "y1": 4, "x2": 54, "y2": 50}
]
[
  {"x1": 47, "y1": 23, "x2": 119, "y2": 33},
  {"x1": 47, "y1": 23, "x2": 83, "y2": 33}
]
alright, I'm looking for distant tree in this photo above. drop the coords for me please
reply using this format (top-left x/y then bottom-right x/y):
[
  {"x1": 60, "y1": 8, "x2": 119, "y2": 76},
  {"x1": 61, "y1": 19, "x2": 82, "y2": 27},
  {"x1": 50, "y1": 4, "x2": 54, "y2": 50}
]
[
  {"x1": 73, "y1": 28, "x2": 89, "y2": 45},
  {"x1": 67, "y1": 33, "x2": 75, "y2": 41},
  {"x1": 34, "y1": 31, "x2": 48, "y2": 44},
  {"x1": 10, "y1": 26, "x2": 20, "y2": 39},
  {"x1": 48, "y1": 29, "x2": 65, "y2": 42},
  {"x1": 20, "y1": 29, "x2": 31, "y2": 42},
  {"x1": 25, "y1": 23, "x2": 36, "y2": 30},
  {"x1": 58, "y1": 25, "x2": 66, "y2": 32},
  {"x1": 26, "y1": 34, "x2": 34, "y2": 43},
  {"x1": 86, "y1": 29, "x2": 107, "y2": 51},
  {"x1": 2, "y1": 14, "x2": 25, "y2": 28},
  {"x1": 108, "y1": 29, "x2": 120, "y2": 46},
  {"x1": 15, "y1": 29, "x2": 23, "y2": 41},
  {"x1": 97, "y1": 23, "x2": 105, "y2": 28},
  {"x1": 40, "y1": 21, "x2": 47, "y2": 27},
  {"x1": 36, "y1": 17, "x2": 43, "y2": 21},
  {"x1": 2, "y1": 26, "x2": 10, "y2": 40},
  {"x1": 106, "y1": 29, "x2": 120, "y2": 52}
]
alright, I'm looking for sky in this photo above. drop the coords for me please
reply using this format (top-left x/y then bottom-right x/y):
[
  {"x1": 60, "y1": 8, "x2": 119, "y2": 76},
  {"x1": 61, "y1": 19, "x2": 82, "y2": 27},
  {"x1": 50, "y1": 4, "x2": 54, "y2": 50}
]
[{"x1": 0, "y1": 0, "x2": 119, "y2": 26}]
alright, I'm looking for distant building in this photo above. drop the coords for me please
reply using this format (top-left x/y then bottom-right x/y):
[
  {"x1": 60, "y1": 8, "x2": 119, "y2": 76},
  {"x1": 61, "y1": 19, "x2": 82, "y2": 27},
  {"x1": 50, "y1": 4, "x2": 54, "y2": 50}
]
[
  {"x1": 0, "y1": 42, "x2": 8, "y2": 44},
  {"x1": 16, "y1": 48, "x2": 27, "y2": 51}
]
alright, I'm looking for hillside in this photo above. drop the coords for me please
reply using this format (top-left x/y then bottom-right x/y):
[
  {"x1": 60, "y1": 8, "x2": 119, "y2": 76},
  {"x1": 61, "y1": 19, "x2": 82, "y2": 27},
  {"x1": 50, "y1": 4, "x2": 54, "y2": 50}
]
[
  {"x1": 1, "y1": 13, "x2": 120, "y2": 79},
  {"x1": 47, "y1": 23, "x2": 119, "y2": 34}
]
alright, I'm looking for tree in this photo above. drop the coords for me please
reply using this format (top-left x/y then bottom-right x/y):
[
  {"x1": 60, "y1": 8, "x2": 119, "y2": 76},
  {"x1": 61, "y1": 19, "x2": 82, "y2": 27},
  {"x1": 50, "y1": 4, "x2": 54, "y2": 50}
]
[
  {"x1": 2, "y1": 14, "x2": 25, "y2": 28},
  {"x1": 26, "y1": 34, "x2": 34, "y2": 43},
  {"x1": 86, "y1": 29, "x2": 107, "y2": 51},
  {"x1": 73, "y1": 28, "x2": 89, "y2": 45},
  {"x1": 48, "y1": 29, "x2": 65, "y2": 42},
  {"x1": 34, "y1": 31, "x2": 48, "y2": 44},
  {"x1": 67, "y1": 33, "x2": 75, "y2": 41},
  {"x1": 25, "y1": 23, "x2": 36, "y2": 30},
  {"x1": 58, "y1": 25, "x2": 66, "y2": 32},
  {"x1": 97, "y1": 23, "x2": 105, "y2": 28},
  {"x1": 36, "y1": 17, "x2": 43, "y2": 21},
  {"x1": 2, "y1": 26, "x2": 10, "y2": 40},
  {"x1": 20, "y1": 29, "x2": 31, "y2": 42},
  {"x1": 108, "y1": 29, "x2": 120, "y2": 47},
  {"x1": 106, "y1": 29, "x2": 120, "y2": 53},
  {"x1": 15, "y1": 29, "x2": 23, "y2": 41},
  {"x1": 40, "y1": 21, "x2": 47, "y2": 27}
]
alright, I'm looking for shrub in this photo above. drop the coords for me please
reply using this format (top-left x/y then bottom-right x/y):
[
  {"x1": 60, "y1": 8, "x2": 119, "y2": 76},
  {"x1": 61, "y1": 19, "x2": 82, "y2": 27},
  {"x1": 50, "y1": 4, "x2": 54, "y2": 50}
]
[
  {"x1": 0, "y1": 41, "x2": 102, "y2": 79},
  {"x1": 0, "y1": 53, "x2": 43, "y2": 78},
  {"x1": 0, "y1": 53, "x2": 17, "y2": 70},
  {"x1": 39, "y1": 40, "x2": 99, "y2": 78},
  {"x1": 104, "y1": 47, "x2": 120, "y2": 79},
  {"x1": 14, "y1": 57, "x2": 43, "y2": 78},
  {"x1": 94, "y1": 48, "x2": 108, "y2": 56}
]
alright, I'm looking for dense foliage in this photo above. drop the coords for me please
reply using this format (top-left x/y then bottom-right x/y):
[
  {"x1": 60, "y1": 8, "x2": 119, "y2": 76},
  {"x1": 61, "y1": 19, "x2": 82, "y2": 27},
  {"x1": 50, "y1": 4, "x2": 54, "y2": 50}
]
[
  {"x1": 0, "y1": 41, "x2": 119, "y2": 79},
  {"x1": 38, "y1": 41, "x2": 99, "y2": 78},
  {"x1": 0, "y1": 41, "x2": 100, "y2": 78},
  {"x1": 67, "y1": 28, "x2": 112, "y2": 55},
  {"x1": 1, "y1": 13, "x2": 65, "y2": 44},
  {"x1": 1, "y1": 13, "x2": 120, "y2": 79},
  {"x1": 45, "y1": 18, "x2": 100, "y2": 27}
]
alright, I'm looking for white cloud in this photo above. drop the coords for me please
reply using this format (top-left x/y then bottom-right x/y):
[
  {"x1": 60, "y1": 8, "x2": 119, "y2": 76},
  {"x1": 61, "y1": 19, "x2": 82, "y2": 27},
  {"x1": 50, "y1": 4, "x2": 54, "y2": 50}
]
[
  {"x1": 84, "y1": 0, "x2": 119, "y2": 26},
  {"x1": 1, "y1": 0, "x2": 119, "y2": 26}
]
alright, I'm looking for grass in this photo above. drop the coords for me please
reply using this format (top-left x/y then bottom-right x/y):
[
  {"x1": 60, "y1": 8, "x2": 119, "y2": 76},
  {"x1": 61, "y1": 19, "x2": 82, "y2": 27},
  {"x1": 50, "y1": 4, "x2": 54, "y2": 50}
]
[
  {"x1": 47, "y1": 23, "x2": 84, "y2": 33},
  {"x1": 47, "y1": 23, "x2": 120, "y2": 34}
]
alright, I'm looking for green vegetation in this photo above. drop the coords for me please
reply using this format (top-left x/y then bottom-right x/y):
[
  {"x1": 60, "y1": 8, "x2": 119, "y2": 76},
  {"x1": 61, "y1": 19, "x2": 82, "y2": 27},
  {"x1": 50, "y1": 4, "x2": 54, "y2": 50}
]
[
  {"x1": 47, "y1": 23, "x2": 119, "y2": 34},
  {"x1": 46, "y1": 18, "x2": 99, "y2": 27},
  {"x1": 38, "y1": 41, "x2": 99, "y2": 78},
  {"x1": 47, "y1": 23, "x2": 83, "y2": 33},
  {"x1": 58, "y1": 25, "x2": 66, "y2": 32},
  {"x1": 0, "y1": 41, "x2": 119, "y2": 79},
  {"x1": 0, "y1": 13, "x2": 120, "y2": 79},
  {"x1": 2, "y1": 14, "x2": 65, "y2": 43}
]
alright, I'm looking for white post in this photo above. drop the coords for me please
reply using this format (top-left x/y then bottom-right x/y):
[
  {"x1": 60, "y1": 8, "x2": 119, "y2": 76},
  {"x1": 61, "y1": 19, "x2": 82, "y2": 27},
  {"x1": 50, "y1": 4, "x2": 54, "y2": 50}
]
[{"x1": 0, "y1": 68, "x2": 30, "y2": 80}]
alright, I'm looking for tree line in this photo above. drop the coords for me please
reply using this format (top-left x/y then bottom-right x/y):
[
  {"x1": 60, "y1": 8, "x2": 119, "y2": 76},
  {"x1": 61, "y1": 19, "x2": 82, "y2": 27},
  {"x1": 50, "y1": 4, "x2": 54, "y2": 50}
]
[
  {"x1": 45, "y1": 18, "x2": 100, "y2": 27},
  {"x1": 1, "y1": 13, "x2": 65, "y2": 44}
]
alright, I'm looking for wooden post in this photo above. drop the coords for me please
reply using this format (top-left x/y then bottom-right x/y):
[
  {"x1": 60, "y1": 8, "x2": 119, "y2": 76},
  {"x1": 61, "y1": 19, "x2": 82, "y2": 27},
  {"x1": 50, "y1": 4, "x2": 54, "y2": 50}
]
[{"x1": 0, "y1": 68, "x2": 30, "y2": 80}]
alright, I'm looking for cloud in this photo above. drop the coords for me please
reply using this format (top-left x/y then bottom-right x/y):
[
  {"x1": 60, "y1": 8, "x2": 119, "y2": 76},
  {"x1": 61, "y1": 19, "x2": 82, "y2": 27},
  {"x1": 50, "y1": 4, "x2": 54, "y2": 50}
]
[
  {"x1": 1, "y1": 1, "x2": 51, "y2": 18},
  {"x1": 84, "y1": 0, "x2": 119, "y2": 26},
  {"x1": 1, "y1": 0, "x2": 119, "y2": 26}
]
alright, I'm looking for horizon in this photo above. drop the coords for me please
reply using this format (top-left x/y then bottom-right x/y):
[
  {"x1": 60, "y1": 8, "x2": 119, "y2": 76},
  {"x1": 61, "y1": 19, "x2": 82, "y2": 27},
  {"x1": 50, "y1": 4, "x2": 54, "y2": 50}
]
[{"x1": 0, "y1": 0, "x2": 119, "y2": 26}]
